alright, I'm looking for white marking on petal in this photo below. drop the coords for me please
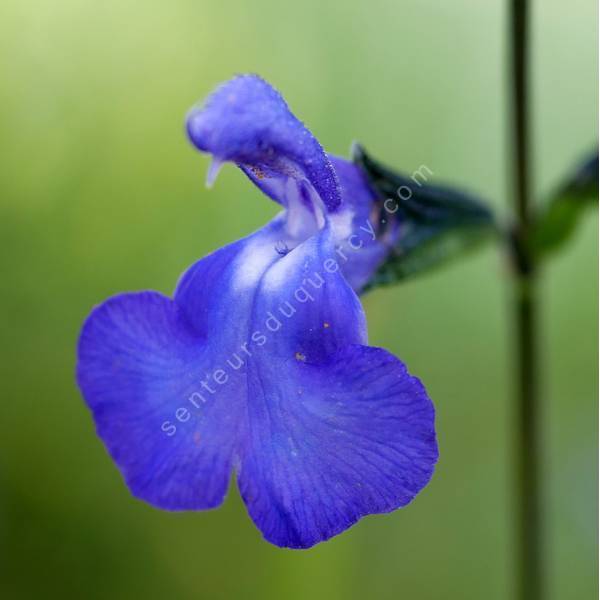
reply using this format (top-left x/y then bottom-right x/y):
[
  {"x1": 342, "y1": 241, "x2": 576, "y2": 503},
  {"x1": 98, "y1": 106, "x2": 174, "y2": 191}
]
[
  {"x1": 330, "y1": 208, "x2": 355, "y2": 241},
  {"x1": 261, "y1": 244, "x2": 306, "y2": 293},
  {"x1": 231, "y1": 236, "x2": 279, "y2": 291}
]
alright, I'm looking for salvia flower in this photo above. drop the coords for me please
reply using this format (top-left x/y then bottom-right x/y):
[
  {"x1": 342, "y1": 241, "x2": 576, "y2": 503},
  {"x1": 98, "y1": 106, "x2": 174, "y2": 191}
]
[{"x1": 77, "y1": 74, "x2": 438, "y2": 549}]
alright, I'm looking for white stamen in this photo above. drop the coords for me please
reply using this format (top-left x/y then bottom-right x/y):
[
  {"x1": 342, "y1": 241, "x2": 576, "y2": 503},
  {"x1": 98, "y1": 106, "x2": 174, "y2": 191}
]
[{"x1": 206, "y1": 157, "x2": 224, "y2": 188}]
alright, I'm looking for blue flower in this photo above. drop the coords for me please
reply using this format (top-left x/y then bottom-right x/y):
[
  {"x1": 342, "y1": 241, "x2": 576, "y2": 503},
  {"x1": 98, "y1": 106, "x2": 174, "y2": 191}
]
[{"x1": 77, "y1": 74, "x2": 438, "y2": 549}]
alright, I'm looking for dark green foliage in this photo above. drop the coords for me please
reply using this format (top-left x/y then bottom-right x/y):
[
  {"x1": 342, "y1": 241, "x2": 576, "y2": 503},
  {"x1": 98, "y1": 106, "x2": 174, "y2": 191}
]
[
  {"x1": 354, "y1": 144, "x2": 497, "y2": 289},
  {"x1": 531, "y1": 150, "x2": 598, "y2": 257}
]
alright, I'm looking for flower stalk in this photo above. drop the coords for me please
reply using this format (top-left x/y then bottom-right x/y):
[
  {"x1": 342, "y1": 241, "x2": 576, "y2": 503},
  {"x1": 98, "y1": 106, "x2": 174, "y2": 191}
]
[{"x1": 509, "y1": 1, "x2": 542, "y2": 599}]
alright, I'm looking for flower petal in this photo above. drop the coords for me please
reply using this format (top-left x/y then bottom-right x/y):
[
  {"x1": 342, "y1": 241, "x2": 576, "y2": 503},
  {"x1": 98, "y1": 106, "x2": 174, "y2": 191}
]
[
  {"x1": 235, "y1": 223, "x2": 437, "y2": 547},
  {"x1": 77, "y1": 291, "x2": 246, "y2": 510},
  {"x1": 186, "y1": 74, "x2": 342, "y2": 213},
  {"x1": 238, "y1": 344, "x2": 437, "y2": 548},
  {"x1": 249, "y1": 223, "x2": 367, "y2": 361}
]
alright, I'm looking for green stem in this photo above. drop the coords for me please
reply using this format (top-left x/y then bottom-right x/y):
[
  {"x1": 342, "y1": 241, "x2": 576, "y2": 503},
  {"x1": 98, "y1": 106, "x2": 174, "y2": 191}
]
[{"x1": 509, "y1": 1, "x2": 542, "y2": 599}]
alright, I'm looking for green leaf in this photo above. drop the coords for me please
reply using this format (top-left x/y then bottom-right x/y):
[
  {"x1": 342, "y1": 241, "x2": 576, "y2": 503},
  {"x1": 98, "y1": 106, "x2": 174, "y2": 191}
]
[
  {"x1": 353, "y1": 144, "x2": 497, "y2": 290},
  {"x1": 531, "y1": 149, "x2": 598, "y2": 257}
]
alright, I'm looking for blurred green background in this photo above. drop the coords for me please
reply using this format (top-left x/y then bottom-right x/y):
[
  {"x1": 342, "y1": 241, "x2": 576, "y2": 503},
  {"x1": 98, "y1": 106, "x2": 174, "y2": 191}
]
[{"x1": 0, "y1": 0, "x2": 597, "y2": 598}]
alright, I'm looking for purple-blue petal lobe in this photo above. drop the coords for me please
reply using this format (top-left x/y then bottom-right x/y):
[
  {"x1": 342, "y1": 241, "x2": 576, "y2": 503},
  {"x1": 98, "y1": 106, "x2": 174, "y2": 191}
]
[
  {"x1": 250, "y1": 223, "x2": 367, "y2": 363},
  {"x1": 186, "y1": 74, "x2": 342, "y2": 212},
  {"x1": 238, "y1": 344, "x2": 437, "y2": 548},
  {"x1": 76, "y1": 292, "x2": 243, "y2": 510}
]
